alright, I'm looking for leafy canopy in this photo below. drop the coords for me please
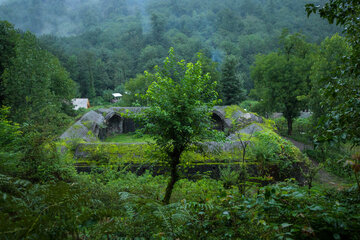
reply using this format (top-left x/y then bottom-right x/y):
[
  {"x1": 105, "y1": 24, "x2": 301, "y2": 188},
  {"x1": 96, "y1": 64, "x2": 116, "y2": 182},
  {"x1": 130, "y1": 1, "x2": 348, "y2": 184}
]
[
  {"x1": 1, "y1": 25, "x2": 76, "y2": 136},
  {"x1": 309, "y1": 34, "x2": 350, "y2": 124},
  {"x1": 250, "y1": 32, "x2": 313, "y2": 135},
  {"x1": 140, "y1": 48, "x2": 219, "y2": 204},
  {"x1": 306, "y1": 1, "x2": 360, "y2": 145},
  {"x1": 142, "y1": 47, "x2": 219, "y2": 153}
]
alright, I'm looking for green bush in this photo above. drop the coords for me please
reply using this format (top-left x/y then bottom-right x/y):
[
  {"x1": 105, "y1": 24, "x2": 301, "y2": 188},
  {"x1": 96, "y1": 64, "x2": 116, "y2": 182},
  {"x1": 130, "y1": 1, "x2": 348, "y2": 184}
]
[
  {"x1": 0, "y1": 106, "x2": 22, "y2": 175},
  {"x1": 219, "y1": 165, "x2": 239, "y2": 189},
  {"x1": 249, "y1": 130, "x2": 308, "y2": 180},
  {"x1": 274, "y1": 117, "x2": 314, "y2": 144},
  {"x1": 239, "y1": 100, "x2": 260, "y2": 112},
  {"x1": 1, "y1": 167, "x2": 360, "y2": 239},
  {"x1": 305, "y1": 143, "x2": 353, "y2": 178}
]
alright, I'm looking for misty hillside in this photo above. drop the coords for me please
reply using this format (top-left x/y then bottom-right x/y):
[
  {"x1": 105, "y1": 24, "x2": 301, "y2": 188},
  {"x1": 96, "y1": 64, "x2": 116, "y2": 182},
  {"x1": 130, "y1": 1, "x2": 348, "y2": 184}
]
[
  {"x1": 1, "y1": 1, "x2": 360, "y2": 238},
  {"x1": 0, "y1": 0, "x2": 340, "y2": 102},
  {"x1": 0, "y1": 0, "x2": 338, "y2": 37}
]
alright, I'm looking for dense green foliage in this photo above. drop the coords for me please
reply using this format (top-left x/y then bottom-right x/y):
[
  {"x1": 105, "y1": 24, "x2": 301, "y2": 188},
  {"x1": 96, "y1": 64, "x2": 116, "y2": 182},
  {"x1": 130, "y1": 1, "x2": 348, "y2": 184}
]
[
  {"x1": 306, "y1": 1, "x2": 360, "y2": 147},
  {"x1": 305, "y1": 0, "x2": 360, "y2": 190},
  {"x1": 309, "y1": 34, "x2": 350, "y2": 127},
  {"x1": 1, "y1": 0, "x2": 360, "y2": 239},
  {"x1": 251, "y1": 31, "x2": 313, "y2": 135},
  {"x1": 0, "y1": 106, "x2": 21, "y2": 173},
  {"x1": 0, "y1": 0, "x2": 340, "y2": 104},
  {"x1": 139, "y1": 48, "x2": 218, "y2": 203},
  {"x1": 220, "y1": 55, "x2": 246, "y2": 105},
  {"x1": 0, "y1": 21, "x2": 18, "y2": 103},
  {"x1": 121, "y1": 73, "x2": 155, "y2": 106},
  {"x1": 0, "y1": 21, "x2": 76, "y2": 136},
  {"x1": 1, "y1": 169, "x2": 360, "y2": 239}
]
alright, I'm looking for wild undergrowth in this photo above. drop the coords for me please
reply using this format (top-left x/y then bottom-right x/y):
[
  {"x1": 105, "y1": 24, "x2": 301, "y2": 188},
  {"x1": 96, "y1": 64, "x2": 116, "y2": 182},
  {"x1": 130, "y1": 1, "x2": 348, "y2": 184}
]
[
  {"x1": 274, "y1": 116, "x2": 359, "y2": 182},
  {"x1": 1, "y1": 166, "x2": 360, "y2": 239},
  {"x1": 2, "y1": 106, "x2": 359, "y2": 239}
]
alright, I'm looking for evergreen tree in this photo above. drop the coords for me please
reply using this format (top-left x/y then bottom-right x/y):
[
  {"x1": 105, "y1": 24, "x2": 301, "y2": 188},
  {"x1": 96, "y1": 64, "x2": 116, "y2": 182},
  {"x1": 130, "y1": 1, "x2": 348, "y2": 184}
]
[
  {"x1": 0, "y1": 21, "x2": 18, "y2": 105},
  {"x1": 150, "y1": 13, "x2": 166, "y2": 45},
  {"x1": 77, "y1": 51, "x2": 96, "y2": 99},
  {"x1": 220, "y1": 55, "x2": 246, "y2": 105}
]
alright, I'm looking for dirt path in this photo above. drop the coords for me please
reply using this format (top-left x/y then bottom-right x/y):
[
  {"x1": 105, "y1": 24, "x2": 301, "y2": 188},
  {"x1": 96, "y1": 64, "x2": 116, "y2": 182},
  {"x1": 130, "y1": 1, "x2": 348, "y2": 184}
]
[{"x1": 285, "y1": 137, "x2": 348, "y2": 190}]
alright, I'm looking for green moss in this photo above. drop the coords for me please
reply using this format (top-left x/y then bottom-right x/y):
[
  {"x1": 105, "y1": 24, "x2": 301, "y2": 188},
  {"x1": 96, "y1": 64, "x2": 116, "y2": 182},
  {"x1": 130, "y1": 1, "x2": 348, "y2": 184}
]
[
  {"x1": 75, "y1": 141, "x2": 253, "y2": 167},
  {"x1": 56, "y1": 138, "x2": 86, "y2": 152},
  {"x1": 77, "y1": 143, "x2": 156, "y2": 165},
  {"x1": 86, "y1": 130, "x2": 95, "y2": 138},
  {"x1": 72, "y1": 124, "x2": 82, "y2": 130},
  {"x1": 72, "y1": 120, "x2": 306, "y2": 181},
  {"x1": 224, "y1": 105, "x2": 245, "y2": 124},
  {"x1": 248, "y1": 129, "x2": 308, "y2": 179},
  {"x1": 104, "y1": 133, "x2": 154, "y2": 143},
  {"x1": 263, "y1": 118, "x2": 276, "y2": 130},
  {"x1": 82, "y1": 121, "x2": 92, "y2": 130},
  {"x1": 224, "y1": 105, "x2": 273, "y2": 132}
]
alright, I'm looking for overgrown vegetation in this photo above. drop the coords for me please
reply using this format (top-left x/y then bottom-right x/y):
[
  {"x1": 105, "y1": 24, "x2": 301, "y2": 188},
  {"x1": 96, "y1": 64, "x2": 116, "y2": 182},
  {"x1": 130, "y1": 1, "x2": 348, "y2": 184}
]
[
  {"x1": 104, "y1": 133, "x2": 154, "y2": 143},
  {"x1": 137, "y1": 48, "x2": 219, "y2": 203},
  {"x1": 1, "y1": 169, "x2": 360, "y2": 239},
  {"x1": 1, "y1": 0, "x2": 360, "y2": 239}
]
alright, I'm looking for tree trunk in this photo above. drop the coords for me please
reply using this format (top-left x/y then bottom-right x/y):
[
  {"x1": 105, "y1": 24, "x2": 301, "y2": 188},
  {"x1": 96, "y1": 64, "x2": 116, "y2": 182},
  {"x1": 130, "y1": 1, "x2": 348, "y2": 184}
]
[
  {"x1": 163, "y1": 152, "x2": 181, "y2": 204},
  {"x1": 287, "y1": 117, "x2": 293, "y2": 136}
]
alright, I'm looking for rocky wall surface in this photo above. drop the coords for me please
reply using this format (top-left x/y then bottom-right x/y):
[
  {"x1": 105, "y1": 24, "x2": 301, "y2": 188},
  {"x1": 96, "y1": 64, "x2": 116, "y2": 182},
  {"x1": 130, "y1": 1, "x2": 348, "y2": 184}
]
[
  {"x1": 60, "y1": 106, "x2": 268, "y2": 142},
  {"x1": 60, "y1": 107, "x2": 144, "y2": 141}
]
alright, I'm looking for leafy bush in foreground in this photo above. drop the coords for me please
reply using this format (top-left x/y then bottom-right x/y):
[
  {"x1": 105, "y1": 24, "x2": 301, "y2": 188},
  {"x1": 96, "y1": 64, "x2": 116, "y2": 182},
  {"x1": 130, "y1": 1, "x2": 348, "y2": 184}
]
[{"x1": 1, "y1": 169, "x2": 359, "y2": 239}]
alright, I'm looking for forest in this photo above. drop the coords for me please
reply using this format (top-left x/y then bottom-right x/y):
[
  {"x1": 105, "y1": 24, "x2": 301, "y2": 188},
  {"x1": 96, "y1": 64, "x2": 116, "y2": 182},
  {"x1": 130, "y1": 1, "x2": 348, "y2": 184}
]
[{"x1": 0, "y1": 0, "x2": 360, "y2": 239}]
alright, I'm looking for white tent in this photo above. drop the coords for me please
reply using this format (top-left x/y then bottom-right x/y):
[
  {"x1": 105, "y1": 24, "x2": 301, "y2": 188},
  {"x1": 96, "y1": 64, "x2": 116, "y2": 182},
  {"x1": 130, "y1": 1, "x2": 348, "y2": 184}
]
[
  {"x1": 112, "y1": 93, "x2": 122, "y2": 98},
  {"x1": 72, "y1": 98, "x2": 90, "y2": 110}
]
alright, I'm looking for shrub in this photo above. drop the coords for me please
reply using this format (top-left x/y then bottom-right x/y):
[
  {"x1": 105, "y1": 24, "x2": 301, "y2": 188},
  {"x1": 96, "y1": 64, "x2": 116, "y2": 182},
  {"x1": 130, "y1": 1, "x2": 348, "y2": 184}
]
[
  {"x1": 239, "y1": 100, "x2": 260, "y2": 112},
  {"x1": 249, "y1": 130, "x2": 308, "y2": 180},
  {"x1": 274, "y1": 117, "x2": 314, "y2": 144}
]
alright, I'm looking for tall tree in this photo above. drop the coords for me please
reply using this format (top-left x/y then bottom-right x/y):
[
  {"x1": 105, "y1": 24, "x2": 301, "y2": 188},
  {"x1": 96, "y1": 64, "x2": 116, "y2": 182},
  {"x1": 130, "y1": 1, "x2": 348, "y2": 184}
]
[
  {"x1": 140, "y1": 48, "x2": 218, "y2": 204},
  {"x1": 309, "y1": 34, "x2": 350, "y2": 125},
  {"x1": 251, "y1": 32, "x2": 313, "y2": 135},
  {"x1": 0, "y1": 21, "x2": 18, "y2": 105},
  {"x1": 220, "y1": 55, "x2": 246, "y2": 105},
  {"x1": 2, "y1": 31, "x2": 75, "y2": 135},
  {"x1": 77, "y1": 51, "x2": 96, "y2": 99},
  {"x1": 306, "y1": 1, "x2": 360, "y2": 146},
  {"x1": 150, "y1": 13, "x2": 166, "y2": 45},
  {"x1": 123, "y1": 73, "x2": 155, "y2": 106}
]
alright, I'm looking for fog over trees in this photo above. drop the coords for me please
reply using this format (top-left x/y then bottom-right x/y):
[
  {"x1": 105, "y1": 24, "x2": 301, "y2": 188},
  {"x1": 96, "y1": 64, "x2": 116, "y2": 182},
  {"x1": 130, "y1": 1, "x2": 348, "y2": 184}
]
[
  {"x1": 0, "y1": 0, "x2": 340, "y2": 105},
  {"x1": 1, "y1": 1, "x2": 360, "y2": 238}
]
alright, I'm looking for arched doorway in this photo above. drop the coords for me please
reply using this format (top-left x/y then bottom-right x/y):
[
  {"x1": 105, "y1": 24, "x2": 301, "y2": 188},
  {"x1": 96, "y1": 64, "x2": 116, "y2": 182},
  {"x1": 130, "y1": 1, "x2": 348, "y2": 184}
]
[
  {"x1": 107, "y1": 114, "x2": 123, "y2": 134},
  {"x1": 211, "y1": 112, "x2": 224, "y2": 131},
  {"x1": 100, "y1": 114, "x2": 123, "y2": 139}
]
